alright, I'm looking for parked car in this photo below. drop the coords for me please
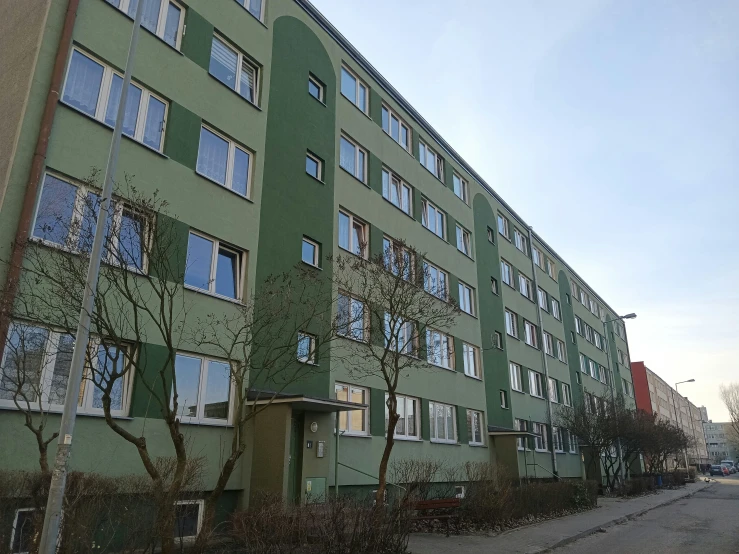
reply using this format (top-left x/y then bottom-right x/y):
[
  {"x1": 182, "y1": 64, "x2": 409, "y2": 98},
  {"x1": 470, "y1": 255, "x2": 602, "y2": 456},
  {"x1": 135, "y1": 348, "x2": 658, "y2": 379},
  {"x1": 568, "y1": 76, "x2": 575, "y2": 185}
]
[
  {"x1": 710, "y1": 465, "x2": 724, "y2": 476},
  {"x1": 731, "y1": 467, "x2": 737, "y2": 474}
]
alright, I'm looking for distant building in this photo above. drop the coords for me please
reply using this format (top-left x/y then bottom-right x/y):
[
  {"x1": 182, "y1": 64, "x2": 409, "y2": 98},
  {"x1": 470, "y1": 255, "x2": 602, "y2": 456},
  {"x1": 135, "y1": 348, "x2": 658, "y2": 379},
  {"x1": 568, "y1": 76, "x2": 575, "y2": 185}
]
[{"x1": 702, "y1": 414, "x2": 739, "y2": 463}]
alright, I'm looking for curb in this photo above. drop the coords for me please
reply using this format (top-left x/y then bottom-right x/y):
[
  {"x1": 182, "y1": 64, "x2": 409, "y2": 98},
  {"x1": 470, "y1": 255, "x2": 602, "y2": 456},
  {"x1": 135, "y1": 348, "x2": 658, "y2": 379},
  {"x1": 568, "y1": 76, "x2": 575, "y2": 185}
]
[{"x1": 533, "y1": 482, "x2": 714, "y2": 553}]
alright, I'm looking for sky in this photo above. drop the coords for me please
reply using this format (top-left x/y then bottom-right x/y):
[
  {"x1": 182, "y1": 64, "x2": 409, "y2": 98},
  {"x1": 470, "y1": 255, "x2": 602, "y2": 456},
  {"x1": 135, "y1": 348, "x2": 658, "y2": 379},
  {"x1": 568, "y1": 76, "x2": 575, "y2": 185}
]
[{"x1": 310, "y1": 0, "x2": 739, "y2": 420}]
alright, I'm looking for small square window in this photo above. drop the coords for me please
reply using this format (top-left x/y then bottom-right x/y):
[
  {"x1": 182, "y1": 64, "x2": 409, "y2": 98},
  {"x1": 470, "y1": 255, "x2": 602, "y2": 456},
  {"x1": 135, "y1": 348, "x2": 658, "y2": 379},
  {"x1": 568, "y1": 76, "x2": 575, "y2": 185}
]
[
  {"x1": 487, "y1": 227, "x2": 495, "y2": 243},
  {"x1": 493, "y1": 331, "x2": 503, "y2": 350},
  {"x1": 308, "y1": 75, "x2": 324, "y2": 102},
  {"x1": 500, "y1": 390, "x2": 508, "y2": 409},
  {"x1": 491, "y1": 277, "x2": 499, "y2": 295},
  {"x1": 301, "y1": 237, "x2": 319, "y2": 267},
  {"x1": 297, "y1": 332, "x2": 317, "y2": 364},
  {"x1": 306, "y1": 153, "x2": 322, "y2": 180}
]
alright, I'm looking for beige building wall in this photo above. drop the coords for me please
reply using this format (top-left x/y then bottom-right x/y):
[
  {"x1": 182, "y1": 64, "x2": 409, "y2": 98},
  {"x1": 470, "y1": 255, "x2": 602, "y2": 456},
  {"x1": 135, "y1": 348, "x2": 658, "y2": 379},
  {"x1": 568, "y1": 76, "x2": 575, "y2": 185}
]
[{"x1": 0, "y1": 0, "x2": 53, "y2": 210}]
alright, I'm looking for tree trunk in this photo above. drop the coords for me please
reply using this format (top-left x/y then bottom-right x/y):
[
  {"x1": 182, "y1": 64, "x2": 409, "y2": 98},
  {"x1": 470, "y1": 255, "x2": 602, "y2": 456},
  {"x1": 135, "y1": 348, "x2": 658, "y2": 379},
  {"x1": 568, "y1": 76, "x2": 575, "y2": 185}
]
[{"x1": 376, "y1": 411, "x2": 399, "y2": 506}]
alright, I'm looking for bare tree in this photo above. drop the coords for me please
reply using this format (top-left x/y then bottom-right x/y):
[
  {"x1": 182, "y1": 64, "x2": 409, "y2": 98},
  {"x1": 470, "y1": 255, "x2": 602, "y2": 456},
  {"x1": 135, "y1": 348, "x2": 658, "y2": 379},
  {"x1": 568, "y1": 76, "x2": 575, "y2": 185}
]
[
  {"x1": 2, "y1": 173, "x2": 335, "y2": 553},
  {"x1": 720, "y1": 383, "x2": 739, "y2": 452},
  {"x1": 330, "y1": 239, "x2": 461, "y2": 505}
]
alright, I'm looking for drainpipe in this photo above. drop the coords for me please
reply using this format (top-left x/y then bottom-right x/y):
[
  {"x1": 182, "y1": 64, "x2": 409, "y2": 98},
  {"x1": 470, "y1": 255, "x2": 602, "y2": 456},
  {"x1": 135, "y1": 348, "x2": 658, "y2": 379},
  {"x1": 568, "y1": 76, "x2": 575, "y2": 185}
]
[
  {"x1": 0, "y1": 0, "x2": 80, "y2": 355},
  {"x1": 527, "y1": 227, "x2": 558, "y2": 479}
]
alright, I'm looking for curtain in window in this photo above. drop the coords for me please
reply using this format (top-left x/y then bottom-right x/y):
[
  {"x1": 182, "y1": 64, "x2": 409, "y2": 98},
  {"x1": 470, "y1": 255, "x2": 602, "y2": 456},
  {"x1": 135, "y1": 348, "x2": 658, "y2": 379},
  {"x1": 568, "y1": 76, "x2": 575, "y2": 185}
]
[
  {"x1": 231, "y1": 148, "x2": 250, "y2": 196},
  {"x1": 143, "y1": 96, "x2": 166, "y2": 150},
  {"x1": 128, "y1": 0, "x2": 160, "y2": 33},
  {"x1": 338, "y1": 213, "x2": 350, "y2": 250},
  {"x1": 163, "y1": 2, "x2": 181, "y2": 47},
  {"x1": 33, "y1": 175, "x2": 77, "y2": 245},
  {"x1": 197, "y1": 128, "x2": 228, "y2": 185},
  {"x1": 340, "y1": 138, "x2": 355, "y2": 175},
  {"x1": 105, "y1": 76, "x2": 141, "y2": 137},
  {"x1": 240, "y1": 61, "x2": 256, "y2": 102},
  {"x1": 248, "y1": 0, "x2": 262, "y2": 19},
  {"x1": 63, "y1": 51, "x2": 104, "y2": 116},
  {"x1": 210, "y1": 37, "x2": 238, "y2": 89}
]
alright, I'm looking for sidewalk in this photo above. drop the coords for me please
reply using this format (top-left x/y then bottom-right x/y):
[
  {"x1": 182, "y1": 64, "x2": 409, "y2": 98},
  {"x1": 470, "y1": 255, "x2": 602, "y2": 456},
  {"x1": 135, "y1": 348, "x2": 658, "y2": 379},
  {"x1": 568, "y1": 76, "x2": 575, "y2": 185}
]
[{"x1": 408, "y1": 480, "x2": 713, "y2": 554}]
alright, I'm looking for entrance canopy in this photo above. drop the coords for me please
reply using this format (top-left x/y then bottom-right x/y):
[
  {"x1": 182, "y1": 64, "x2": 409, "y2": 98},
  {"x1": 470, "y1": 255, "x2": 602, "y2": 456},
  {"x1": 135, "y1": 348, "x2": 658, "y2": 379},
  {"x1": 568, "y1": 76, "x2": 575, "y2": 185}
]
[{"x1": 246, "y1": 390, "x2": 367, "y2": 413}]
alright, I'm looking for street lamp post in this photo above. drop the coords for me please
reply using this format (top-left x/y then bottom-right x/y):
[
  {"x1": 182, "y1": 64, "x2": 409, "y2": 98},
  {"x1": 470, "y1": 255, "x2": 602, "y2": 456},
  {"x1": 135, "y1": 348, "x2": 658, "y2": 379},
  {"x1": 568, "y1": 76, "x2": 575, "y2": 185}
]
[
  {"x1": 673, "y1": 379, "x2": 696, "y2": 469},
  {"x1": 603, "y1": 313, "x2": 636, "y2": 486}
]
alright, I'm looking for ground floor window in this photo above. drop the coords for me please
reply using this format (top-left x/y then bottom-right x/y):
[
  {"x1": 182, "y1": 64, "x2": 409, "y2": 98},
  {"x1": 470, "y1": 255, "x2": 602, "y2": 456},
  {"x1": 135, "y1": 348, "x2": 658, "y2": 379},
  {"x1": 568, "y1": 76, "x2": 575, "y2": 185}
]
[
  {"x1": 335, "y1": 383, "x2": 368, "y2": 435},
  {"x1": 467, "y1": 409, "x2": 484, "y2": 445},
  {"x1": 429, "y1": 400, "x2": 456, "y2": 443},
  {"x1": 10, "y1": 508, "x2": 35, "y2": 554}
]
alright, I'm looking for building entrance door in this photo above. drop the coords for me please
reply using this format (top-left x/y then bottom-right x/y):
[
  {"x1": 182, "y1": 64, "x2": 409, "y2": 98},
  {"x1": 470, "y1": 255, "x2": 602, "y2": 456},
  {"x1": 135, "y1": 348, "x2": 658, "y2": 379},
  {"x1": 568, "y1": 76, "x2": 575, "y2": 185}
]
[{"x1": 288, "y1": 415, "x2": 304, "y2": 503}]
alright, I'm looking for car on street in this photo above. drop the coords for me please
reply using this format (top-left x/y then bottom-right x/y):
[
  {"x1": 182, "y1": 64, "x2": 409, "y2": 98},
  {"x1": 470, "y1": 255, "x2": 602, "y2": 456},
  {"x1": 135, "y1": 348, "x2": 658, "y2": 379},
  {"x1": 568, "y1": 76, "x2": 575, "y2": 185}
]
[{"x1": 710, "y1": 465, "x2": 725, "y2": 476}]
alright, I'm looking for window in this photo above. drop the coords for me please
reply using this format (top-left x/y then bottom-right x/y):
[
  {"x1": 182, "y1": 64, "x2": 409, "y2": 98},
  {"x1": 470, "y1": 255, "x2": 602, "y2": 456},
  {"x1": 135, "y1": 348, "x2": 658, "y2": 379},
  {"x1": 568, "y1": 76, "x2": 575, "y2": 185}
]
[
  {"x1": 556, "y1": 339, "x2": 567, "y2": 363},
  {"x1": 552, "y1": 427, "x2": 564, "y2": 452},
  {"x1": 529, "y1": 370, "x2": 544, "y2": 398},
  {"x1": 513, "y1": 228, "x2": 527, "y2": 254},
  {"x1": 297, "y1": 332, "x2": 316, "y2": 364},
  {"x1": 381, "y1": 105, "x2": 411, "y2": 151},
  {"x1": 453, "y1": 172, "x2": 469, "y2": 204},
  {"x1": 548, "y1": 377, "x2": 559, "y2": 403},
  {"x1": 500, "y1": 260, "x2": 514, "y2": 287},
  {"x1": 622, "y1": 379, "x2": 634, "y2": 398},
  {"x1": 562, "y1": 383, "x2": 572, "y2": 406},
  {"x1": 589, "y1": 359, "x2": 598, "y2": 379},
  {"x1": 599, "y1": 365, "x2": 608, "y2": 385},
  {"x1": 467, "y1": 410, "x2": 484, "y2": 445},
  {"x1": 585, "y1": 325, "x2": 594, "y2": 343},
  {"x1": 509, "y1": 362, "x2": 523, "y2": 392},
  {"x1": 500, "y1": 390, "x2": 508, "y2": 409},
  {"x1": 497, "y1": 214, "x2": 510, "y2": 239},
  {"x1": 594, "y1": 332, "x2": 602, "y2": 350},
  {"x1": 574, "y1": 316, "x2": 582, "y2": 335},
  {"x1": 493, "y1": 331, "x2": 503, "y2": 350},
  {"x1": 301, "y1": 237, "x2": 319, "y2": 267},
  {"x1": 533, "y1": 422, "x2": 548, "y2": 451},
  {"x1": 335, "y1": 383, "x2": 368, "y2": 435},
  {"x1": 341, "y1": 65, "x2": 367, "y2": 112},
  {"x1": 209, "y1": 36, "x2": 258, "y2": 104},
  {"x1": 487, "y1": 227, "x2": 495, "y2": 243},
  {"x1": 308, "y1": 74, "x2": 324, "y2": 102},
  {"x1": 32, "y1": 173, "x2": 148, "y2": 271},
  {"x1": 518, "y1": 274, "x2": 533, "y2": 300},
  {"x1": 305, "y1": 152, "x2": 323, "y2": 180},
  {"x1": 339, "y1": 135, "x2": 366, "y2": 182},
  {"x1": 505, "y1": 310, "x2": 519, "y2": 338},
  {"x1": 421, "y1": 199, "x2": 445, "y2": 238},
  {"x1": 546, "y1": 258, "x2": 556, "y2": 280},
  {"x1": 338, "y1": 210, "x2": 367, "y2": 258},
  {"x1": 10, "y1": 508, "x2": 35, "y2": 554},
  {"x1": 197, "y1": 125, "x2": 252, "y2": 196},
  {"x1": 382, "y1": 169, "x2": 411, "y2": 214},
  {"x1": 462, "y1": 343, "x2": 480, "y2": 379},
  {"x1": 62, "y1": 48, "x2": 168, "y2": 151},
  {"x1": 490, "y1": 277, "x2": 499, "y2": 295},
  {"x1": 429, "y1": 400, "x2": 456, "y2": 443},
  {"x1": 458, "y1": 282, "x2": 475, "y2": 315},
  {"x1": 185, "y1": 231, "x2": 244, "y2": 300},
  {"x1": 388, "y1": 393, "x2": 419, "y2": 439},
  {"x1": 383, "y1": 237, "x2": 414, "y2": 281},
  {"x1": 524, "y1": 320, "x2": 538, "y2": 348},
  {"x1": 538, "y1": 288, "x2": 548, "y2": 311},
  {"x1": 174, "y1": 500, "x2": 203, "y2": 543},
  {"x1": 107, "y1": 0, "x2": 186, "y2": 47},
  {"x1": 571, "y1": 331, "x2": 576, "y2": 343},
  {"x1": 515, "y1": 418, "x2": 528, "y2": 450},
  {"x1": 551, "y1": 299, "x2": 561, "y2": 320},
  {"x1": 172, "y1": 353, "x2": 232, "y2": 424},
  {"x1": 234, "y1": 0, "x2": 263, "y2": 20},
  {"x1": 419, "y1": 141, "x2": 443, "y2": 179},
  {"x1": 579, "y1": 354, "x2": 587, "y2": 374},
  {"x1": 423, "y1": 261, "x2": 448, "y2": 300},
  {"x1": 0, "y1": 323, "x2": 131, "y2": 416},
  {"x1": 570, "y1": 432, "x2": 579, "y2": 453},
  {"x1": 589, "y1": 298, "x2": 599, "y2": 316},
  {"x1": 456, "y1": 225, "x2": 471, "y2": 256},
  {"x1": 580, "y1": 288, "x2": 588, "y2": 306},
  {"x1": 617, "y1": 349, "x2": 625, "y2": 365},
  {"x1": 543, "y1": 332, "x2": 554, "y2": 356},
  {"x1": 384, "y1": 314, "x2": 416, "y2": 355},
  {"x1": 426, "y1": 329, "x2": 453, "y2": 370},
  {"x1": 532, "y1": 246, "x2": 543, "y2": 268},
  {"x1": 337, "y1": 292, "x2": 366, "y2": 341}
]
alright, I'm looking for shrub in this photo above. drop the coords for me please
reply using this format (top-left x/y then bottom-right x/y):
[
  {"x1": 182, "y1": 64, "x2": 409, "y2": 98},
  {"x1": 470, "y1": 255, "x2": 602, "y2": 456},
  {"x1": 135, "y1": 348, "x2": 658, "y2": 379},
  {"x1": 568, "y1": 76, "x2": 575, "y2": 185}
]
[{"x1": 622, "y1": 476, "x2": 655, "y2": 497}]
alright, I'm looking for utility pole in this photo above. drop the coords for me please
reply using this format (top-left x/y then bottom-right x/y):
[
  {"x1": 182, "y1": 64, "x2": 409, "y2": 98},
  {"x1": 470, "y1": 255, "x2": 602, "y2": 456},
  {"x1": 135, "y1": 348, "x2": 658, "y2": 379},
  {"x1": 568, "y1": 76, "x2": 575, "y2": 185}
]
[{"x1": 37, "y1": 3, "x2": 145, "y2": 552}]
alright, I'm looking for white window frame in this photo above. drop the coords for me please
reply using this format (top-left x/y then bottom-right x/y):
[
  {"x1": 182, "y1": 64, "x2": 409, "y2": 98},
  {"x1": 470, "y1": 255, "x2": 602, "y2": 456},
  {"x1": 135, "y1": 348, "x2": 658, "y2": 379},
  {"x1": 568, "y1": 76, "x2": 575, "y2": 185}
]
[
  {"x1": 513, "y1": 228, "x2": 527, "y2": 254},
  {"x1": 556, "y1": 339, "x2": 567, "y2": 363},
  {"x1": 0, "y1": 322, "x2": 133, "y2": 417},
  {"x1": 568, "y1": 430, "x2": 578, "y2": 453},
  {"x1": 580, "y1": 354, "x2": 587, "y2": 374},
  {"x1": 543, "y1": 332, "x2": 554, "y2": 356},
  {"x1": 234, "y1": 0, "x2": 264, "y2": 21},
  {"x1": 389, "y1": 393, "x2": 420, "y2": 440},
  {"x1": 107, "y1": 0, "x2": 186, "y2": 49},
  {"x1": 301, "y1": 236, "x2": 319, "y2": 267},
  {"x1": 551, "y1": 298, "x2": 561, "y2": 320},
  {"x1": 421, "y1": 199, "x2": 446, "y2": 239},
  {"x1": 62, "y1": 48, "x2": 169, "y2": 151},
  {"x1": 340, "y1": 64, "x2": 368, "y2": 113},
  {"x1": 599, "y1": 364, "x2": 608, "y2": 384},
  {"x1": 538, "y1": 288, "x2": 548, "y2": 311},
  {"x1": 172, "y1": 353, "x2": 234, "y2": 426},
  {"x1": 589, "y1": 359, "x2": 598, "y2": 379},
  {"x1": 533, "y1": 422, "x2": 548, "y2": 452},
  {"x1": 305, "y1": 151, "x2": 323, "y2": 181},
  {"x1": 10, "y1": 508, "x2": 36, "y2": 554},
  {"x1": 500, "y1": 259, "x2": 514, "y2": 287},
  {"x1": 524, "y1": 320, "x2": 538, "y2": 348},
  {"x1": 509, "y1": 362, "x2": 523, "y2": 392},
  {"x1": 174, "y1": 499, "x2": 204, "y2": 542},
  {"x1": 458, "y1": 281, "x2": 475, "y2": 316},
  {"x1": 426, "y1": 328, "x2": 454, "y2": 370},
  {"x1": 383, "y1": 236, "x2": 414, "y2": 281},
  {"x1": 500, "y1": 389, "x2": 508, "y2": 409},
  {"x1": 337, "y1": 291, "x2": 367, "y2": 342},
  {"x1": 453, "y1": 172, "x2": 469, "y2": 204},
  {"x1": 339, "y1": 134, "x2": 367, "y2": 182},
  {"x1": 497, "y1": 213, "x2": 510, "y2": 240},
  {"x1": 456, "y1": 224, "x2": 472, "y2": 256},
  {"x1": 382, "y1": 168, "x2": 412, "y2": 215},
  {"x1": 384, "y1": 313, "x2": 417, "y2": 356},
  {"x1": 532, "y1": 246, "x2": 543, "y2": 268},
  {"x1": 546, "y1": 258, "x2": 556, "y2": 280},
  {"x1": 467, "y1": 409, "x2": 484, "y2": 446},
  {"x1": 594, "y1": 332, "x2": 602, "y2": 350},
  {"x1": 505, "y1": 310, "x2": 518, "y2": 338},
  {"x1": 338, "y1": 210, "x2": 368, "y2": 258},
  {"x1": 197, "y1": 124, "x2": 253, "y2": 197},
  {"x1": 423, "y1": 260, "x2": 448, "y2": 300},
  {"x1": 429, "y1": 400, "x2": 457, "y2": 444},
  {"x1": 210, "y1": 35, "x2": 259, "y2": 105},
  {"x1": 462, "y1": 342, "x2": 481, "y2": 379},
  {"x1": 590, "y1": 298, "x2": 599, "y2": 316},
  {"x1": 585, "y1": 325, "x2": 594, "y2": 343},
  {"x1": 562, "y1": 383, "x2": 572, "y2": 407},
  {"x1": 515, "y1": 418, "x2": 528, "y2": 450},
  {"x1": 553, "y1": 426, "x2": 564, "y2": 453},
  {"x1": 308, "y1": 73, "x2": 324, "y2": 102},
  {"x1": 381, "y1": 104, "x2": 411, "y2": 151},
  {"x1": 575, "y1": 316, "x2": 582, "y2": 335},
  {"x1": 548, "y1": 377, "x2": 559, "y2": 403},
  {"x1": 185, "y1": 230, "x2": 246, "y2": 302},
  {"x1": 519, "y1": 274, "x2": 533, "y2": 300},
  {"x1": 297, "y1": 332, "x2": 317, "y2": 364},
  {"x1": 529, "y1": 370, "x2": 544, "y2": 398},
  {"x1": 491, "y1": 277, "x2": 499, "y2": 295},
  {"x1": 493, "y1": 331, "x2": 503, "y2": 350},
  {"x1": 335, "y1": 382, "x2": 369, "y2": 436},
  {"x1": 419, "y1": 141, "x2": 443, "y2": 179}
]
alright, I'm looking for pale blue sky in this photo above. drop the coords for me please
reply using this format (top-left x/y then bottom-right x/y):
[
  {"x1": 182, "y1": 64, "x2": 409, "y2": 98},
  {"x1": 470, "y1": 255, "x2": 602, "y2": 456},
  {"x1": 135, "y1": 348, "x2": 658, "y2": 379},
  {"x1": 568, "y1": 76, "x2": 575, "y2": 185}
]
[{"x1": 311, "y1": 0, "x2": 739, "y2": 419}]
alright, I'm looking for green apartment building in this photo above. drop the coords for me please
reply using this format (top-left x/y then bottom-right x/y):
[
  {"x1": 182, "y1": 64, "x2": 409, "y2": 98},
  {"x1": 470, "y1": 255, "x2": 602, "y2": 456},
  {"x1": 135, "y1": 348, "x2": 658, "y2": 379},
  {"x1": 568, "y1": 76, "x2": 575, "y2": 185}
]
[{"x1": 0, "y1": 0, "x2": 637, "y2": 530}]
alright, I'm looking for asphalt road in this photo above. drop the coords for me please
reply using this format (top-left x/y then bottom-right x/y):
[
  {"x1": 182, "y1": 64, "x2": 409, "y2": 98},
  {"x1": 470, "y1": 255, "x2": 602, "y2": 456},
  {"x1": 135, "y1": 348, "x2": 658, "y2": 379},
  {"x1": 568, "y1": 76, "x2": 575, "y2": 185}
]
[{"x1": 558, "y1": 474, "x2": 739, "y2": 553}]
